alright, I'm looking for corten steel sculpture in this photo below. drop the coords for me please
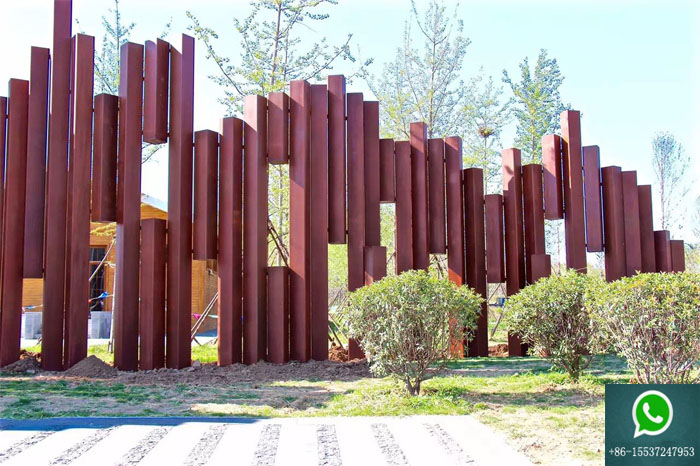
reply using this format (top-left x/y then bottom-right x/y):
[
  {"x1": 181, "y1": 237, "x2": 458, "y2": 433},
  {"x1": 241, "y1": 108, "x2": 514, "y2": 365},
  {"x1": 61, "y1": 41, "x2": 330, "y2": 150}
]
[{"x1": 0, "y1": 0, "x2": 687, "y2": 369}]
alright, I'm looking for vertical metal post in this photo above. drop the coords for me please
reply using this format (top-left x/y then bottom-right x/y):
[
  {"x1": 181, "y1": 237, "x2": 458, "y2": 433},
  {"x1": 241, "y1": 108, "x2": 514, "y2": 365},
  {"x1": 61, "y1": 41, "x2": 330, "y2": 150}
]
[
  {"x1": 166, "y1": 35, "x2": 194, "y2": 369},
  {"x1": 529, "y1": 254, "x2": 551, "y2": 282},
  {"x1": 670, "y1": 240, "x2": 685, "y2": 272},
  {"x1": 560, "y1": 110, "x2": 587, "y2": 272},
  {"x1": 0, "y1": 80, "x2": 29, "y2": 366},
  {"x1": 637, "y1": 185, "x2": 656, "y2": 273},
  {"x1": 289, "y1": 80, "x2": 311, "y2": 362},
  {"x1": 464, "y1": 168, "x2": 487, "y2": 357},
  {"x1": 24, "y1": 47, "x2": 50, "y2": 278},
  {"x1": 0, "y1": 97, "x2": 6, "y2": 262},
  {"x1": 410, "y1": 122, "x2": 429, "y2": 270},
  {"x1": 143, "y1": 39, "x2": 169, "y2": 144},
  {"x1": 394, "y1": 141, "x2": 413, "y2": 274},
  {"x1": 379, "y1": 138, "x2": 395, "y2": 203},
  {"x1": 601, "y1": 166, "x2": 626, "y2": 281},
  {"x1": 445, "y1": 137, "x2": 465, "y2": 286},
  {"x1": 428, "y1": 138, "x2": 446, "y2": 254},
  {"x1": 92, "y1": 94, "x2": 118, "y2": 222},
  {"x1": 653, "y1": 231, "x2": 672, "y2": 272},
  {"x1": 363, "y1": 101, "x2": 380, "y2": 247},
  {"x1": 140, "y1": 218, "x2": 166, "y2": 370},
  {"x1": 621, "y1": 171, "x2": 642, "y2": 276},
  {"x1": 193, "y1": 130, "x2": 219, "y2": 260},
  {"x1": 522, "y1": 164, "x2": 546, "y2": 283},
  {"x1": 310, "y1": 84, "x2": 329, "y2": 361},
  {"x1": 218, "y1": 117, "x2": 243, "y2": 365},
  {"x1": 582, "y1": 146, "x2": 603, "y2": 252},
  {"x1": 364, "y1": 246, "x2": 387, "y2": 285},
  {"x1": 268, "y1": 92, "x2": 289, "y2": 164},
  {"x1": 65, "y1": 34, "x2": 94, "y2": 368},
  {"x1": 267, "y1": 266, "x2": 290, "y2": 364},
  {"x1": 485, "y1": 194, "x2": 505, "y2": 283},
  {"x1": 114, "y1": 41, "x2": 143, "y2": 371},
  {"x1": 243, "y1": 94, "x2": 268, "y2": 364},
  {"x1": 542, "y1": 134, "x2": 564, "y2": 220},
  {"x1": 327, "y1": 75, "x2": 346, "y2": 244}
]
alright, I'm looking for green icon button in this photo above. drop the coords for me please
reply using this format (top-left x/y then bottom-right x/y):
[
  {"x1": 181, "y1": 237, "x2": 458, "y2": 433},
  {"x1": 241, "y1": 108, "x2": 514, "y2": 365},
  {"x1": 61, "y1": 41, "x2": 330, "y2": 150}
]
[{"x1": 632, "y1": 390, "x2": 673, "y2": 438}]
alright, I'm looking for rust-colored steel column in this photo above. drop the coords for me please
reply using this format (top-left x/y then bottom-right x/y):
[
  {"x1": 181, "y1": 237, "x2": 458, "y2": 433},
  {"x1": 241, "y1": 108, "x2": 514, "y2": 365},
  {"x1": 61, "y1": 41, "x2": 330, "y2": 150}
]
[
  {"x1": 363, "y1": 101, "x2": 381, "y2": 247},
  {"x1": 530, "y1": 254, "x2": 551, "y2": 282},
  {"x1": 346, "y1": 92, "x2": 365, "y2": 360},
  {"x1": 485, "y1": 194, "x2": 505, "y2": 283},
  {"x1": 364, "y1": 246, "x2": 387, "y2": 285},
  {"x1": 464, "y1": 168, "x2": 487, "y2": 357},
  {"x1": 621, "y1": 171, "x2": 642, "y2": 276},
  {"x1": 143, "y1": 39, "x2": 169, "y2": 144},
  {"x1": 0, "y1": 80, "x2": 29, "y2": 367},
  {"x1": 267, "y1": 266, "x2": 290, "y2": 364},
  {"x1": 560, "y1": 110, "x2": 587, "y2": 272},
  {"x1": 670, "y1": 240, "x2": 685, "y2": 272},
  {"x1": 91, "y1": 94, "x2": 118, "y2": 222},
  {"x1": 268, "y1": 92, "x2": 289, "y2": 164},
  {"x1": 347, "y1": 93, "x2": 365, "y2": 290},
  {"x1": 193, "y1": 130, "x2": 219, "y2": 260},
  {"x1": 139, "y1": 218, "x2": 166, "y2": 370},
  {"x1": 601, "y1": 166, "x2": 626, "y2": 281},
  {"x1": 310, "y1": 84, "x2": 329, "y2": 361},
  {"x1": 379, "y1": 138, "x2": 395, "y2": 203},
  {"x1": 542, "y1": 134, "x2": 564, "y2": 220},
  {"x1": 428, "y1": 138, "x2": 446, "y2": 254},
  {"x1": 166, "y1": 35, "x2": 195, "y2": 369},
  {"x1": 218, "y1": 117, "x2": 243, "y2": 365},
  {"x1": 327, "y1": 75, "x2": 346, "y2": 244},
  {"x1": 0, "y1": 97, "x2": 6, "y2": 258},
  {"x1": 445, "y1": 137, "x2": 465, "y2": 286},
  {"x1": 502, "y1": 148, "x2": 527, "y2": 356},
  {"x1": 42, "y1": 0, "x2": 73, "y2": 371},
  {"x1": 64, "y1": 34, "x2": 95, "y2": 369},
  {"x1": 114, "y1": 42, "x2": 143, "y2": 371},
  {"x1": 289, "y1": 80, "x2": 311, "y2": 362},
  {"x1": 410, "y1": 122, "x2": 429, "y2": 270},
  {"x1": 522, "y1": 164, "x2": 546, "y2": 284},
  {"x1": 243, "y1": 94, "x2": 269, "y2": 364},
  {"x1": 637, "y1": 185, "x2": 656, "y2": 273},
  {"x1": 23, "y1": 47, "x2": 50, "y2": 278},
  {"x1": 654, "y1": 230, "x2": 672, "y2": 272},
  {"x1": 582, "y1": 146, "x2": 603, "y2": 252},
  {"x1": 394, "y1": 141, "x2": 413, "y2": 274}
]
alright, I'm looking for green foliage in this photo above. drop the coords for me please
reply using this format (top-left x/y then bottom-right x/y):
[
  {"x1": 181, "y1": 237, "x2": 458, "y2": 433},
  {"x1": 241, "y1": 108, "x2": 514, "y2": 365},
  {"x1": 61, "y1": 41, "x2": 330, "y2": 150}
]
[
  {"x1": 345, "y1": 270, "x2": 482, "y2": 395},
  {"x1": 503, "y1": 49, "x2": 568, "y2": 163},
  {"x1": 591, "y1": 272, "x2": 700, "y2": 384},
  {"x1": 503, "y1": 270, "x2": 605, "y2": 381}
]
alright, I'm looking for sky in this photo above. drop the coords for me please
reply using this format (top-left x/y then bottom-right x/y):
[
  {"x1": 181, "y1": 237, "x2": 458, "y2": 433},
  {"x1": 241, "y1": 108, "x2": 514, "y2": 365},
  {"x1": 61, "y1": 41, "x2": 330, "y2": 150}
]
[{"x1": 0, "y1": 0, "x2": 698, "y2": 240}]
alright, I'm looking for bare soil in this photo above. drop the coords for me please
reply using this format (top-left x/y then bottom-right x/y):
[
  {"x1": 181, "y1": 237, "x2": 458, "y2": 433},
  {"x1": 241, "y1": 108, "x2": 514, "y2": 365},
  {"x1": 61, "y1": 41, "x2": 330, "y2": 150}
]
[{"x1": 64, "y1": 355, "x2": 118, "y2": 378}]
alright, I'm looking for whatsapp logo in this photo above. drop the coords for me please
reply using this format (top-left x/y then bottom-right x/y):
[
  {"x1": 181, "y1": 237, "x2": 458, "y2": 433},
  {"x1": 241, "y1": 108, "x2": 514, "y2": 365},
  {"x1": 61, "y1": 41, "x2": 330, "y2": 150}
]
[{"x1": 632, "y1": 390, "x2": 673, "y2": 438}]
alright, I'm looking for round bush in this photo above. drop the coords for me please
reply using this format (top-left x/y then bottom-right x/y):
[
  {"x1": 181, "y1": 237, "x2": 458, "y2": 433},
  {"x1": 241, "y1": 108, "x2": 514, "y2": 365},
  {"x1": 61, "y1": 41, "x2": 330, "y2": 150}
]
[
  {"x1": 503, "y1": 269, "x2": 605, "y2": 381},
  {"x1": 345, "y1": 270, "x2": 482, "y2": 395},
  {"x1": 591, "y1": 272, "x2": 700, "y2": 384}
]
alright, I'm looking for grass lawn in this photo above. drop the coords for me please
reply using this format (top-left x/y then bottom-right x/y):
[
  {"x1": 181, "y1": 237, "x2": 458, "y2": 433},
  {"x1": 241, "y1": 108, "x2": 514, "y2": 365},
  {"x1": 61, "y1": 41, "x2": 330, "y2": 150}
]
[{"x1": 1, "y1": 349, "x2": 629, "y2": 465}]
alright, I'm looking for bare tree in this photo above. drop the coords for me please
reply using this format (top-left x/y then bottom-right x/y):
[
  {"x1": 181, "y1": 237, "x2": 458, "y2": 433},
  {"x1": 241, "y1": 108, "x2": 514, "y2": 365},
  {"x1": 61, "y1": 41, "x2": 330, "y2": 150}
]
[{"x1": 652, "y1": 132, "x2": 691, "y2": 232}]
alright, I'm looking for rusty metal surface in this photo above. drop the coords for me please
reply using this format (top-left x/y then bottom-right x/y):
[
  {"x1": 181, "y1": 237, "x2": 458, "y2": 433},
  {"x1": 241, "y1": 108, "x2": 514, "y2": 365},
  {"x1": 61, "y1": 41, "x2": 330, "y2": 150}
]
[
  {"x1": 327, "y1": 75, "x2": 346, "y2": 244},
  {"x1": 243, "y1": 94, "x2": 269, "y2": 364},
  {"x1": 485, "y1": 194, "x2": 505, "y2": 284},
  {"x1": 464, "y1": 168, "x2": 487, "y2": 357},
  {"x1": 364, "y1": 246, "x2": 387, "y2": 285},
  {"x1": 445, "y1": 137, "x2": 465, "y2": 286},
  {"x1": 268, "y1": 92, "x2": 289, "y2": 164},
  {"x1": 139, "y1": 218, "x2": 167, "y2": 370},
  {"x1": 0, "y1": 97, "x2": 6, "y2": 266},
  {"x1": 428, "y1": 138, "x2": 446, "y2": 254},
  {"x1": 670, "y1": 240, "x2": 685, "y2": 272},
  {"x1": 193, "y1": 130, "x2": 219, "y2": 260},
  {"x1": 114, "y1": 42, "x2": 143, "y2": 371},
  {"x1": 347, "y1": 93, "x2": 365, "y2": 291},
  {"x1": 560, "y1": 111, "x2": 587, "y2": 272},
  {"x1": 529, "y1": 254, "x2": 551, "y2": 282},
  {"x1": 166, "y1": 35, "x2": 195, "y2": 369},
  {"x1": 143, "y1": 39, "x2": 169, "y2": 144},
  {"x1": 91, "y1": 94, "x2": 118, "y2": 222},
  {"x1": 654, "y1": 230, "x2": 672, "y2": 272},
  {"x1": 23, "y1": 47, "x2": 50, "y2": 278},
  {"x1": 289, "y1": 80, "x2": 311, "y2": 362},
  {"x1": 0, "y1": 80, "x2": 29, "y2": 367},
  {"x1": 637, "y1": 185, "x2": 656, "y2": 273},
  {"x1": 621, "y1": 171, "x2": 642, "y2": 276},
  {"x1": 267, "y1": 266, "x2": 290, "y2": 364},
  {"x1": 218, "y1": 117, "x2": 243, "y2": 365},
  {"x1": 363, "y1": 101, "x2": 381, "y2": 247},
  {"x1": 394, "y1": 140, "x2": 413, "y2": 274},
  {"x1": 410, "y1": 122, "x2": 429, "y2": 270},
  {"x1": 601, "y1": 166, "x2": 626, "y2": 281},
  {"x1": 379, "y1": 138, "x2": 395, "y2": 203},
  {"x1": 522, "y1": 164, "x2": 545, "y2": 284},
  {"x1": 582, "y1": 146, "x2": 603, "y2": 252},
  {"x1": 542, "y1": 134, "x2": 564, "y2": 220}
]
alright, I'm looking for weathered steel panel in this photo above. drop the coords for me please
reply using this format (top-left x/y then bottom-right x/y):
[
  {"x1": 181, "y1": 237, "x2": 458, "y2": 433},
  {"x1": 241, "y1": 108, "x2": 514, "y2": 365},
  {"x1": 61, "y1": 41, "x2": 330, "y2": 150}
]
[
  {"x1": 560, "y1": 110, "x2": 587, "y2": 272},
  {"x1": 91, "y1": 94, "x2": 118, "y2": 222},
  {"x1": 653, "y1": 230, "x2": 672, "y2": 272},
  {"x1": 410, "y1": 122, "x2": 429, "y2": 270},
  {"x1": 582, "y1": 145, "x2": 603, "y2": 252},
  {"x1": 464, "y1": 168, "x2": 487, "y2": 357},
  {"x1": 267, "y1": 266, "x2": 290, "y2": 364},
  {"x1": 601, "y1": 166, "x2": 626, "y2": 282},
  {"x1": 268, "y1": 92, "x2": 289, "y2": 164},
  {"x1": 327, "y1": 75, "x2": 347, "y2": 244},
  {"x1": 530, "y1": 254, "x2": 551, "y2": 282},
  {"x1": 621, "y1": 171, "x2": 642, "y2": 276},
  {"x1": 485, "y1": 194, "x2": 505, "y2": 284},
  {"x1": 522, "y1": 164, "x2": 546, "y2": 284},
  {"x1": 364, "y1": 246, "x2": 387, "y2": 285},
  {"x1": 445, "y1": 137, "x2": 465, "y2": 286},
  {"x1": 394, "y1": 140, "x2": 413, "y2": 274},
  {"x1": 379, "y1": 138, "x2": 395, "y2": 203},
  {"x1": 637, "y1": 185, "x2": 656, "y2": 273},
  {"x1": 193, "y1": 130, "x2": 219, "y2": 260},
  {"x1": 670, "y1": 240, "x2": 685, "y2": 272},
  {"x1": 542, "y1": 134, "x2": 564, "y2": 220},
  {"x1": 363, "y1": 101, "x2": 381, "y2": 247},
  {"x1": 347, "y1": 93, "x2": 365, "y2": 291},
  {"x1": 139, "y1": 218, "x2": 166, "y2": 370},
  {"x1": 428, "y1": 138, "x2": 446, "y2": 254},
  {"x1": 143, "y1": 39, "x2": 169, "y2": 144}
]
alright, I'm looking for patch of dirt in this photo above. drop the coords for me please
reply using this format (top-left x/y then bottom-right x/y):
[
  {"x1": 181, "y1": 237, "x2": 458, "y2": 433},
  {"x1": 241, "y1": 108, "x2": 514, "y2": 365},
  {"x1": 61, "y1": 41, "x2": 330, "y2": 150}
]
[
  {"x1": 488, "y1": 344, "x2": 509, "y2": 357},
  {"x1": 1, "y1": 356, "x2": 40, "y2": 373},
  {"x1": 328, "y1": 344, "x2": 348, "y2": 362},
  {"x1": 64, "y1": 355, "x2": 118, "y2": 378}
]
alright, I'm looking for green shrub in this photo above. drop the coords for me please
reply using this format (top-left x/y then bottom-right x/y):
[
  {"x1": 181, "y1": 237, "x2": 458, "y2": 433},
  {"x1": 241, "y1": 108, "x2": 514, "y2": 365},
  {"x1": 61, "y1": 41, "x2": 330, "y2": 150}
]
[
  {"x1": 591, "y1": 272, "x2": 700, "y2": 384},
  {"x1": 503, "y1": 270, "x2": 605, "y2": 381},
  {"x1": 345, "y1": 270, "x2": 482, "y2": 395}
]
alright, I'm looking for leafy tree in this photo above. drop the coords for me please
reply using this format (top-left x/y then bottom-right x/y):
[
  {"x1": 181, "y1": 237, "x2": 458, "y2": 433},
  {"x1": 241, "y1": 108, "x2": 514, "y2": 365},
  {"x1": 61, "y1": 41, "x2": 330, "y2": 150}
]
[
  {"x1": 370, "y1": 0, "x2": 471, "y2": 140},
  {"x1": 503, "y1": 49, "x2": 568, "y2": 164},
  {"x1": 187, "y1": 0, "x2": 371, "y2": 115},
  {"x1": 652, "y1": 132, "x2": 691, "y2": 232}
]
